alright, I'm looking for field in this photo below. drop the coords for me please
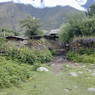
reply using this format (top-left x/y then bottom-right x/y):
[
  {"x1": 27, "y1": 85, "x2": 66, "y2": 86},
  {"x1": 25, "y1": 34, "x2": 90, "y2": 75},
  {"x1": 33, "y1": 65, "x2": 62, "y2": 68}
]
[{"x1": 0, "y1": 61, "x2": 95, "y2": 95}]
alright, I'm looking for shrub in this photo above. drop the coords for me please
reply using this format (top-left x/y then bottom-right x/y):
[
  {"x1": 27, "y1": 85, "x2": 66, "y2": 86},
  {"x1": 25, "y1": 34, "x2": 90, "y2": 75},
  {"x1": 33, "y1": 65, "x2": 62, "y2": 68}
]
[
  {"x1": 0, "y1": 56, "x2": 33, "y2": 88},
  {"x1": 67, "y1": 51, "x2": 95, "y2": 64},
  {"x1": 77, "y1": 48, "x2": 95, "y2": 55},
  {"x1": 0, "y1": 28, "x2": 17, "y2": 37},
  {"x1": 3, "y1": 46, "x2": 52, "y2": 64},
  {"x1": 59, "y1": 15, "x2": 95, "y2": 43}
]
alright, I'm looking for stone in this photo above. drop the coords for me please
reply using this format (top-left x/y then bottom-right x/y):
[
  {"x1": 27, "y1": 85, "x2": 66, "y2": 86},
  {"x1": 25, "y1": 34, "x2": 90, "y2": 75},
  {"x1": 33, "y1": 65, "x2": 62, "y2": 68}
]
[
  {"x1": 91, "y1": 73, "x2": 95, "y2": 76},
  {"x1": 66, "y1": 64, "x2": 70, "y2": 68},
  {"x1": 37, "y1": 67, "x2": 49, "y2": 72},
  {"x1": 64, "y1": 89, "x2": 69, "y2": 92},
  {"x1": 69, "y1": 72, "x2": 78, "y2": 77},
  {"x1": 88, "y1": 70, "x2": 92, "y2": 72},
  {"x1": 78, "y1": 71, "x2": 83, "y2": 74},
  {"x1": 88, "y1": 88, "x2": 95, "y2": 92}
]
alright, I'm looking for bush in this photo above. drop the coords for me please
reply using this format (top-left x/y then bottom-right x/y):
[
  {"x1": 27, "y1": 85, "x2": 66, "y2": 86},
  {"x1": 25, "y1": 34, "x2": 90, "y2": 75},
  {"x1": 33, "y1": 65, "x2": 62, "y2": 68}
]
[
  {"x1": 67, "y1": 51, "x2": 95, "y2": 64},
  {"x1": 77, "y1": 48, "x2": 95, "y2": 55},
  {"x1": 0, "y1": 38, "x2": 53, "y2": 64},
  {"x1": 3, "y1": 46, "x2": 52, "y2": 64},
  {"x1": 59, "y1": 15, "x2": 95, "y2": 43},
  {"x1": 0, "y1": 56, "x2": 33, "y2": 88},
  {"x1": 0, "y1": 28, "x2": 17, "y2": 37}
]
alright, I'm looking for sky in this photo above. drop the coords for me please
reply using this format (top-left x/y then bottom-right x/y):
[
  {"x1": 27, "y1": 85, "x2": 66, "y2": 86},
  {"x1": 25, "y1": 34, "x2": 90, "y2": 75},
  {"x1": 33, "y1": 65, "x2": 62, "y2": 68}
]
[{"x1": 0, "y1": 0, "x2": 91, "y2": 11}]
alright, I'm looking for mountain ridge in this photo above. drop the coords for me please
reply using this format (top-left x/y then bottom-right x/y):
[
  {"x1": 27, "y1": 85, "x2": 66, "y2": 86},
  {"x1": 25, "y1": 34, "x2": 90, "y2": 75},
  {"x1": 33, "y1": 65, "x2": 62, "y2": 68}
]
[{"x1": 0, "y1": 2, "x2": 83, "y2": 30}]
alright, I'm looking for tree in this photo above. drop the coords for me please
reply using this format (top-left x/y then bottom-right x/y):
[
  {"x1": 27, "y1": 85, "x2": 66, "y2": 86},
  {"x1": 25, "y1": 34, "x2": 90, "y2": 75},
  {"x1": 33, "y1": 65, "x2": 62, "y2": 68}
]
[
  {"x1": 59, "y1": 13, "x2": 95, "y2": 43},
  {"x1": 59, "y1": 14, "x2": 84, "y2": 43},
  {"x1": 87, "y1": 4, "x2": 95, "y2": 17},
  {"x1": 21, "y1": 16, "x2": 43, "y2": 38}
]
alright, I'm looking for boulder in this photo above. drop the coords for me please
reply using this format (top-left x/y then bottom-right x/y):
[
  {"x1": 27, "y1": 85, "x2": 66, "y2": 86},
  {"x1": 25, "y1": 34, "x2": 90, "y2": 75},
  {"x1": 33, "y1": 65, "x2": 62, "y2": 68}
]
[
  {"x1": 37, "y1": 67, "x2": 49, "y2": 72},
  {"x1": 69, "y1": 72, "x2": 78, "y2": 77},
  {"x1": 91, "y1": 73, "x2": 95, "y2": 76},
  {"x1": 88, "y1": 88, "x2": 95, "y2": 92}
]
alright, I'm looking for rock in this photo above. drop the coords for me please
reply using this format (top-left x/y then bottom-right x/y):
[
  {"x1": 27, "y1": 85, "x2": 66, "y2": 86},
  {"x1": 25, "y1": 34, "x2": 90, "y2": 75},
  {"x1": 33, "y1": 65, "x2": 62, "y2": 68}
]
[
  {"x1": 91, "y1": 73, "x2": 95, "y2": 76},
  {"x1": 82, "y1": 65, "x2": 86, "y2": 68},
  {"x1": 37, "y1": 67, "x2": 49, "y2": 72},
  {"x1": 78, "y1": 71, "x2": 83, "y2": 74},
  {"x1": 88, "y1": 70, "x2": 92, "y2": 72},
  {"x1": 88, "y1": 88, "x2": 95, "y2": 92},
  {"x1": 64, "y1": 89, "x2": 69, "y2": 92},
  {"x1": 66, "y1": 64, "x2": 70, "y2": 68},
  {"x1": 69, "y1": 72, "x2": 78, "y2": 77},
  {"x1": 74, "y1": 86, "x2": 78, "y2": 89}
]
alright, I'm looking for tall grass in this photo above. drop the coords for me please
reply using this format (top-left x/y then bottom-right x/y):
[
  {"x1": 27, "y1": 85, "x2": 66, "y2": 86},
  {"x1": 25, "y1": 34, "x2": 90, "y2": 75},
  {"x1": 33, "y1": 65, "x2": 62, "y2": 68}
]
[{"x1": 0, "y1": 56, "x2": 33, "y2": 88}]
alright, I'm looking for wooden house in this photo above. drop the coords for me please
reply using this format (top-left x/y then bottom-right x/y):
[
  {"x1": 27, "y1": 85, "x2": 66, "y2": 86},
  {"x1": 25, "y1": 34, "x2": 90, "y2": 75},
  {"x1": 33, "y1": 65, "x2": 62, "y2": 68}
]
[
  {"x1": 5, "y1": 36, "x2": 28, "y2": 47},
  {"x1": 44, "y1": 29, "x2": 59, "y2": 40}
]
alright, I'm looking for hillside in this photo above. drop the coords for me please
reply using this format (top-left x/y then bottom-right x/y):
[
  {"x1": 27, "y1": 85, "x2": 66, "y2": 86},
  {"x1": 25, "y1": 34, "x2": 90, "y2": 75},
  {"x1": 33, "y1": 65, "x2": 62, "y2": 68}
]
[{"x1": 0, "y1": 2, "x2": 82, "y2": 30}]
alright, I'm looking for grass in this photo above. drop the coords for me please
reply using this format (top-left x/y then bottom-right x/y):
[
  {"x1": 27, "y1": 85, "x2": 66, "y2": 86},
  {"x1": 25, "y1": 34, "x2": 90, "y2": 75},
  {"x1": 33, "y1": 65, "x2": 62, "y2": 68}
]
[{"x1": 0, "y1": 63, "x2": 95, "y2": 95}]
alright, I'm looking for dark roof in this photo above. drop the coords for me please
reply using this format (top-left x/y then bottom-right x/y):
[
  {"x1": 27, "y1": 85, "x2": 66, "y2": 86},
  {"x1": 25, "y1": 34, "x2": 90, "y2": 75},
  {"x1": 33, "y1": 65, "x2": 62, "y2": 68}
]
[{"x1": 6, "y1": 36, "x2": 27, "y2": 41}]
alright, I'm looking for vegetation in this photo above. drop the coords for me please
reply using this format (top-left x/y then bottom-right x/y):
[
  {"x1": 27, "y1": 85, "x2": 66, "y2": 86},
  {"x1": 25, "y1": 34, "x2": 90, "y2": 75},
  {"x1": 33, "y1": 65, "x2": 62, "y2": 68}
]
[
  {"x1": 67, "y1": 48, "x2": 95, "y2": 63},
  {"x1": 21, "y1": 17, "x2": 43, "y2": 38},
  {"x1": 0, "y1": 28, "x2": 18, "y2": 37},
  {"x1": 0, "y1": 37, "x2": 53, "y2": 88},
  {"x1": 1, "y1": 63, "x2": 95, "y2": 95},
  {"x1": 59, "y1": 4, "x2": 95, "y2": 64},
  {"x1": 0, "y1": 42, "x2": 52, "y2": 65},
  {"x1": 59, "y1": 4, "x2": 95, "y2": 43},
  {"x1": 0, "y1": 2, "x2": 81, "y2": 30},
  {"x1": 59, "y1": 14, "x2": 84, "y2": 43},
  {"x1": 87, "y1": 4, "x2": 95, "y2": 17},
  {"x1": 1, "y1": 1, "x2": 95, "y2": 93},
  {"x1": 0, "y1": 56, "x2": 33, "y2": 88}
]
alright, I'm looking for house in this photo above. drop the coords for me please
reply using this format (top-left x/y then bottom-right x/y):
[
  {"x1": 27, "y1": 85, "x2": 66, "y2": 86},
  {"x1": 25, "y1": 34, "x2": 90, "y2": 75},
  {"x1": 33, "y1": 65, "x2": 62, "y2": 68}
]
[
  {"x1": 6, "y1": 36, "x2": 26, "y2": 41},
  {"x1": 44, "y1": 29, "x2": 59, "y2": 40},
  {"x1": 5, "y1": 36, "x2": 28, "y2": 47}
]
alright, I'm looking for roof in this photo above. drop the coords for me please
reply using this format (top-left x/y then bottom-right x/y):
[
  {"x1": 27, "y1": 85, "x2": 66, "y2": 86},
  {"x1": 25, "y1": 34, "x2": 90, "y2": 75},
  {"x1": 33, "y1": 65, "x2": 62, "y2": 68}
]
[
  {"x1": 6, "y1": 36, "x2": 28, "y2": 40},
  {"x1": 45, "y1": 29, "x2": 59, "y2": 35}
]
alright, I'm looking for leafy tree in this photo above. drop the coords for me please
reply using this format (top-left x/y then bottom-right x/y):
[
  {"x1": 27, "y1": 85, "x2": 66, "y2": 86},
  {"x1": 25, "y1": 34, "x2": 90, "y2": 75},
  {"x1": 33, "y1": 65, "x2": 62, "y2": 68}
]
[
  {"x1": 20, "y1": 17, "x2": 43, "y2": 38},
  {"x1": 59, "y1": 14, "x2": 84, "y2": 43},
  {"x1": 87, "y1": 4, "x2": 95, "y2": 17},
  {"x1": 59, "y1": 13, "x2": 95, "y2": 43}
]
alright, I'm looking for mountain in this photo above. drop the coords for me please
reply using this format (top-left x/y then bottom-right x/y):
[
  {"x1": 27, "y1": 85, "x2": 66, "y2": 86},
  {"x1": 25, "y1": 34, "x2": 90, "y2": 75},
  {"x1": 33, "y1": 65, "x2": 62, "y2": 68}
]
[{"x1": 0, "y1": 2, "x2": 83, "y2": 30}]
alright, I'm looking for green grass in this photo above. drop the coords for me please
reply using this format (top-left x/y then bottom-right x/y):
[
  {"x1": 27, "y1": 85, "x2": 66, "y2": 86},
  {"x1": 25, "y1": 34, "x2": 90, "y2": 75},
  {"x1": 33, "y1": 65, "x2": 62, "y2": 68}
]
[{"x1": 0, "y1": 63, "x2": 95, "y2": 95}]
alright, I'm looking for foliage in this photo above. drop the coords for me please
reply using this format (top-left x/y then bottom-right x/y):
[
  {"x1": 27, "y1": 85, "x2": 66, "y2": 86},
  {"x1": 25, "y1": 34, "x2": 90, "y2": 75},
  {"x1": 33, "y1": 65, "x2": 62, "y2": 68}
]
[
  {"x1": 0, "y1": 56, "x2": 33, "y2": 88},
  {"x1": 20, "y1": 17, "x2": 43, "y2": 38},
  {"x1": 59, "y1": 24, "x2": 74, "y2": 43},
  {"x1": 0, "y1": 38, "x2": 52, "y2": 64},
  {"x1": 59, "y1": 14, "x2": 95, "y2": 43},
  {"x1": 67, "y1": 49, "x2": 95, "y2": 63},
  {"x1": 80, "y1": 17, "x2": 95, "y2": 36},
  {"x1": 87, "y1": 4, "x2": 95, "y2": 17},
  {"x1": 1, "y1": 44, "x2": 52, "y2": 64},
  {"x1": 59, "y1": 13, "x2": 85, "y2": 43},
  {"x1": 0, "y1": 28, "x2": 19, "y2": 37}
]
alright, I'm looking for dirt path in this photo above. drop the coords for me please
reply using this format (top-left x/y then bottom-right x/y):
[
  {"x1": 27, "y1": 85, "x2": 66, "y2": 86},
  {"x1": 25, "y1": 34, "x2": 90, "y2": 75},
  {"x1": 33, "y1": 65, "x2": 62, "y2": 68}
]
[
  {"x1": 48, "y1": 56, "x2": 67, "y2": 74},
  {"x1": 48, "y1": 56, "x2": 80, "y2": 74}
]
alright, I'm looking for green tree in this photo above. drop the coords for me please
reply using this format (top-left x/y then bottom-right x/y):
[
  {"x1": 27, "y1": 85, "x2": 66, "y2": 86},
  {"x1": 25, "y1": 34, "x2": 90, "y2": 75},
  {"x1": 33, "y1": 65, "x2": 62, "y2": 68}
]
[
  {"x1": 59, "y1": 13, "x2": 95, "y2": 43},
  {"x1": 21, "y1": 17, "x2": 43, "y2": 38},
  {"x1": 59, "y1": 14, "x2": 84, "y2": 43},
  {"x1": 88, "y1": 4, "x2": 95, "y2": 17}
]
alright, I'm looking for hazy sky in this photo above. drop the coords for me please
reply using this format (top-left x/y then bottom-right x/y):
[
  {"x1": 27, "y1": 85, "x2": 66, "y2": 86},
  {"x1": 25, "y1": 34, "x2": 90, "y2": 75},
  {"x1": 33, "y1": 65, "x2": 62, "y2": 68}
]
[{"x1": 0, "y1": 0, "x2": 89, "y2": 11}]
